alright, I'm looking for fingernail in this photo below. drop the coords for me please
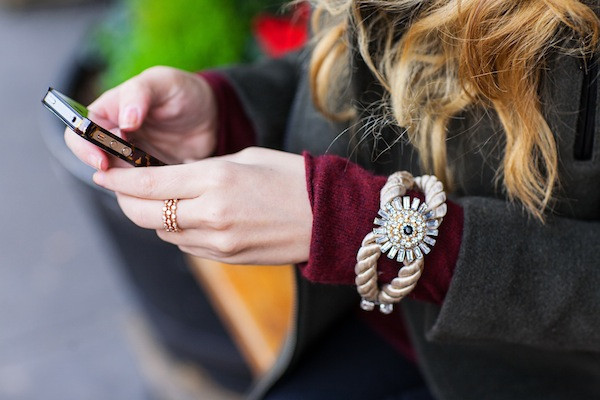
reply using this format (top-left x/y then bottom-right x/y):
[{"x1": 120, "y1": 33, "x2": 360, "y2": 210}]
[
  {"x1": 121, "y1": 105, "x2": 140, "y2": 130},
  {"x1": 93, "y1": 171, "x2": 105, "y2": 186},
  {"x1": 98, "y1": 157, "x2": 107, "y2": 171},
  {"x1": 96, "y1": 157, "x2": 105, "y2": 171}
]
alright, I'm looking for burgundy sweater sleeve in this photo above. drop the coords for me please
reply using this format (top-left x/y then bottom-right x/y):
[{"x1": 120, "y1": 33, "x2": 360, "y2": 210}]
[
  {"x1": 301, "y1": 152, "x2": 464, "y2": 305},
  {"x1": 198, "y1": 71, "x2": 257, "y2": 155}
]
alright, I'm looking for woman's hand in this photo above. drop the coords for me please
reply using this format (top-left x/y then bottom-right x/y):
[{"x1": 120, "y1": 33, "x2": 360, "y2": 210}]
[
  {"x1": 65, "y1": 66, "x2": 218, "y2": 170},
  {"x1": 92, "y1": 147, "x2": 313, "y2": 265}
]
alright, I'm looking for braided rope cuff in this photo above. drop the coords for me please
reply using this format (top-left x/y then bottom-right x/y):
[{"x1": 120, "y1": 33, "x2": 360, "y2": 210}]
[{"x1": 355, "y1": 172, "x2": 447, "y2": 314}]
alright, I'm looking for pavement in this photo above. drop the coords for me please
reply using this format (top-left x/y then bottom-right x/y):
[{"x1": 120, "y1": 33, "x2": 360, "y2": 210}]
[{"x1": 0, "y1": 3, "x2": 240, "y2": 399}]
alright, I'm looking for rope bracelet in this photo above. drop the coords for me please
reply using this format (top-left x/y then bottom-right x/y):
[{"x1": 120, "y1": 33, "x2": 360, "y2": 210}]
[{"x1": 355, "y1": 171, "x2": 447, "y2": 314}]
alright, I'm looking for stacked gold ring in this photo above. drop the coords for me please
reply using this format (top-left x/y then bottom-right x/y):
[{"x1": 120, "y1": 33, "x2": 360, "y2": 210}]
[{"x1": 162, "y1": 199, "x2": 180, "y2": 232}]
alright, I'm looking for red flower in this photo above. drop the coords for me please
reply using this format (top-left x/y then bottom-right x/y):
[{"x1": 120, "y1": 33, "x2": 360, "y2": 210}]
[{"x1": 253, "y1": 3, "x2": 310, "y2": 58}]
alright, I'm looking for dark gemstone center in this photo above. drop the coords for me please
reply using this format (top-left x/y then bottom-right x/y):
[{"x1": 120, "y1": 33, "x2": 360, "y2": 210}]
[{"x1": 403, "y1": 225, "x2": 414, "y2": 235}]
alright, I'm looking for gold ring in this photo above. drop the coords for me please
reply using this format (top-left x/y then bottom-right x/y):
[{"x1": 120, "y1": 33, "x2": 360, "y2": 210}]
[{"x1": 162, "y1": 199, "x2": 180, "y2": 232}]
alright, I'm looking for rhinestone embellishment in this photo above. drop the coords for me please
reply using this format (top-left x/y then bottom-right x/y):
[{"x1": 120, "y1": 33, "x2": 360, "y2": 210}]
[{"x1": 373, "y1": 196, "x2": 437, "y2": 261}]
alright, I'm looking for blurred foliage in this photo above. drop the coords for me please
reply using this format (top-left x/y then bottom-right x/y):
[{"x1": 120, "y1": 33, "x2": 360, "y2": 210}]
[{"x1": 95, "y1": 0, "x2": 288, "y2": 90}]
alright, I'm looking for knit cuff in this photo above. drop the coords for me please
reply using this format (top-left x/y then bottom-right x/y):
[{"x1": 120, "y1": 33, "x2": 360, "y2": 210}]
[{"x1": 197, "y1": 71, "x2": 257, "y2": 156}]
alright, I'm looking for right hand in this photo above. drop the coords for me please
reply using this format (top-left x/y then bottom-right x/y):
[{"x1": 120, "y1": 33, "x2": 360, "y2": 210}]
[{"x1": 65, "y1": 66, "x2": 218, "y2": 170}]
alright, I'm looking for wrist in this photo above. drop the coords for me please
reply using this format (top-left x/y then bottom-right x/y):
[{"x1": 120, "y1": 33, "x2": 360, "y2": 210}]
[
  {"x1": 193, "y1": 73, "x2": 219, "y2": 156},
  {"x1": 300, "y1": 152, "x2": 463, "y2": 306},
  {"x1": 197, "y1": 71, "x2": 257, "y2": 157}
]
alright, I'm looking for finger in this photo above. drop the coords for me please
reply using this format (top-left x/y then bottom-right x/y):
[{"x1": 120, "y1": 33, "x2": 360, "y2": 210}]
[
  {"x1": 115, "y1": 193, "x2": 198, "y2": 230},
  {"x1": 65, "y1": 125, "x2": 135, "y2": 171},
  {"x1": 114, "y1": 66, "x2": 189, "y2": 132},
  {"x1": 87, "y1": 87, "x2": 120, "y2": 123},
  {"x1": 156, "y1": 226, "x2": 246, "y2": 255},
  {"x1": 87, "y1": 74, "x2": 152, "y2": 133},
  {"x1": 116, "y1": 76, "x2": 153, "y2": 132},
  {"x1": 174, "y1": 245, "x2": 213, "y2": 259},
  {"x1": 155, "y1": 228, "x2": 213, "y2": 247},
  {"x1": 64, "y1": 128, "x2": 108, "y2": 171},
  {"x1": 93, "y1": 162, "x2": 210, "y2": 199},
  {"x1": 167, "y1": 243, "x2": 230, "y2": 263},
  {"x1": 173, "y1": 244, "x2": 253, "y2": 265}
]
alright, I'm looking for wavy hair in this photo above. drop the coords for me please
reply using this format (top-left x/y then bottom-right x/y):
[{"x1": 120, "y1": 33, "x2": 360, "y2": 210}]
[{"x1": 309, "y1": 0, "x2": 600, "y2": 220}]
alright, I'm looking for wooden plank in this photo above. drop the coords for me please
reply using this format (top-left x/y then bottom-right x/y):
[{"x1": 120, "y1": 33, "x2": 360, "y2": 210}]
[{"x1": 188, "y1": 257, "x2": 295, "y2": 376}]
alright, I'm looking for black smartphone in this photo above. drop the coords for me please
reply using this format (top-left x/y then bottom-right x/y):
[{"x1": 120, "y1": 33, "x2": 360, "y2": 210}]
[{"x1": 42, "y1": 87, "x2": 166, "y2": 167}]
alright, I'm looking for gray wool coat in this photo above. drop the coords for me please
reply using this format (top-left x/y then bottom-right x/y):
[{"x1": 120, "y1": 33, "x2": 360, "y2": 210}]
[{"x1": 222, "y1": 41, "x2": 600, "y2": 399}]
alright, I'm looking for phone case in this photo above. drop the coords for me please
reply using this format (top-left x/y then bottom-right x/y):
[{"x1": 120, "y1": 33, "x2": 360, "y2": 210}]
[{"x1": 42, "y1": 88, "x2": 166, "y2": 167}]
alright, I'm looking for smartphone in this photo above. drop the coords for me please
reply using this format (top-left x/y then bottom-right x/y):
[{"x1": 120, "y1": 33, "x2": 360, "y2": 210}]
[{"x1": 42, "y1": 88, "x2": 166, "y2": 167}]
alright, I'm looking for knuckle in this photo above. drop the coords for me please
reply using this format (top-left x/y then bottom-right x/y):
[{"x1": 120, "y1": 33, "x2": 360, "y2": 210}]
[
  {"x1": 141, "y1": 65, "x2": 170, "y2": 78},
  {"x1": 237, "y1": 146, "x2": 253, "y2": 158},
  {"x1": 138, "y1": 172, "x2": 158, "y2": 197},
  {"x1": 208, "y1": 161, "x2": 238, "y2": 188},
  {"x1": 236, "y1": 146, "x2": 261, "y2": 162},
  {"x1": 212, "y1": 233, "x2": 242, "y2": 257},
  {"x1": 126, "y1": 67, "x2": 169, "y2": 99},
  {"x1": 202, "y1": 203, "x2": 231, "y2": 230}
]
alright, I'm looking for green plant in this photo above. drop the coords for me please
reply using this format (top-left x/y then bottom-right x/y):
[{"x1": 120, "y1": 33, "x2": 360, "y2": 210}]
[{"x1": 96, "y1": 0, "x2": 286, "y2": 90}]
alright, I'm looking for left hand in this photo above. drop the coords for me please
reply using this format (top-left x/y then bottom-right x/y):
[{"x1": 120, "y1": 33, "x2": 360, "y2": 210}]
[{"x1": 93, "y1": 147, "x2": 313, "y2": 265}]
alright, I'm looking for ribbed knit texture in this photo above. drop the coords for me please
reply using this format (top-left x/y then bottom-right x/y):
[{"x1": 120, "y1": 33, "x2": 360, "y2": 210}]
[{"x1": 302, "y1": 153, "x2": 464, "y2": 305}]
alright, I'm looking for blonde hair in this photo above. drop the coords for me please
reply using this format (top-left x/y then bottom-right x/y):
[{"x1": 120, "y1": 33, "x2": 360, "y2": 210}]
[{"x1": 310, "y1": 0, "x2": 600, "y2": 220}]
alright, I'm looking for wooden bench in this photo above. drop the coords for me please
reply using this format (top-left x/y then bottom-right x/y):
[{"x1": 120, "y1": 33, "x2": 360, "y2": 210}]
[{"x1": 188, "y1": 258, "x2": 295, "y2": 376}]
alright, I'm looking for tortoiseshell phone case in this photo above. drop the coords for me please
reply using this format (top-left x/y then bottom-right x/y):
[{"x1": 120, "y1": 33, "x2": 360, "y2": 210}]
[{"x1": 42, "y1": 88, "x2": 166, "y2": 167}]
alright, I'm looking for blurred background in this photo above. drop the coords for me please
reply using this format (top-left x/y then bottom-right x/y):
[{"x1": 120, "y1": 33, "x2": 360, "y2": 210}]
[{"x1": 0, "y1": 0, "x2": 306, "y2": 398}]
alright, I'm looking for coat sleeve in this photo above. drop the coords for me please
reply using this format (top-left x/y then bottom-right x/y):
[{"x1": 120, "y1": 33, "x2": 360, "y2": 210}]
[
  {"x1": 301, "y1": 149, "x2": 600, "y2": 353},
  {"x1": 219, "y1": 52, "x2": 303, "y2": 150},
  {"x1": 214, "y1": 51, "x2": 600, "y2": 354},
  {"x1": 426, "y1": 196, "x2": 600, "y2": 352}
]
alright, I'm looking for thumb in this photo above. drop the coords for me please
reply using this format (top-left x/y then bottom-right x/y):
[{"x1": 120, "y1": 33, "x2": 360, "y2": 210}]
[{"x1": 116, "y1": 74, "x2": 153, "y2": 132}]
